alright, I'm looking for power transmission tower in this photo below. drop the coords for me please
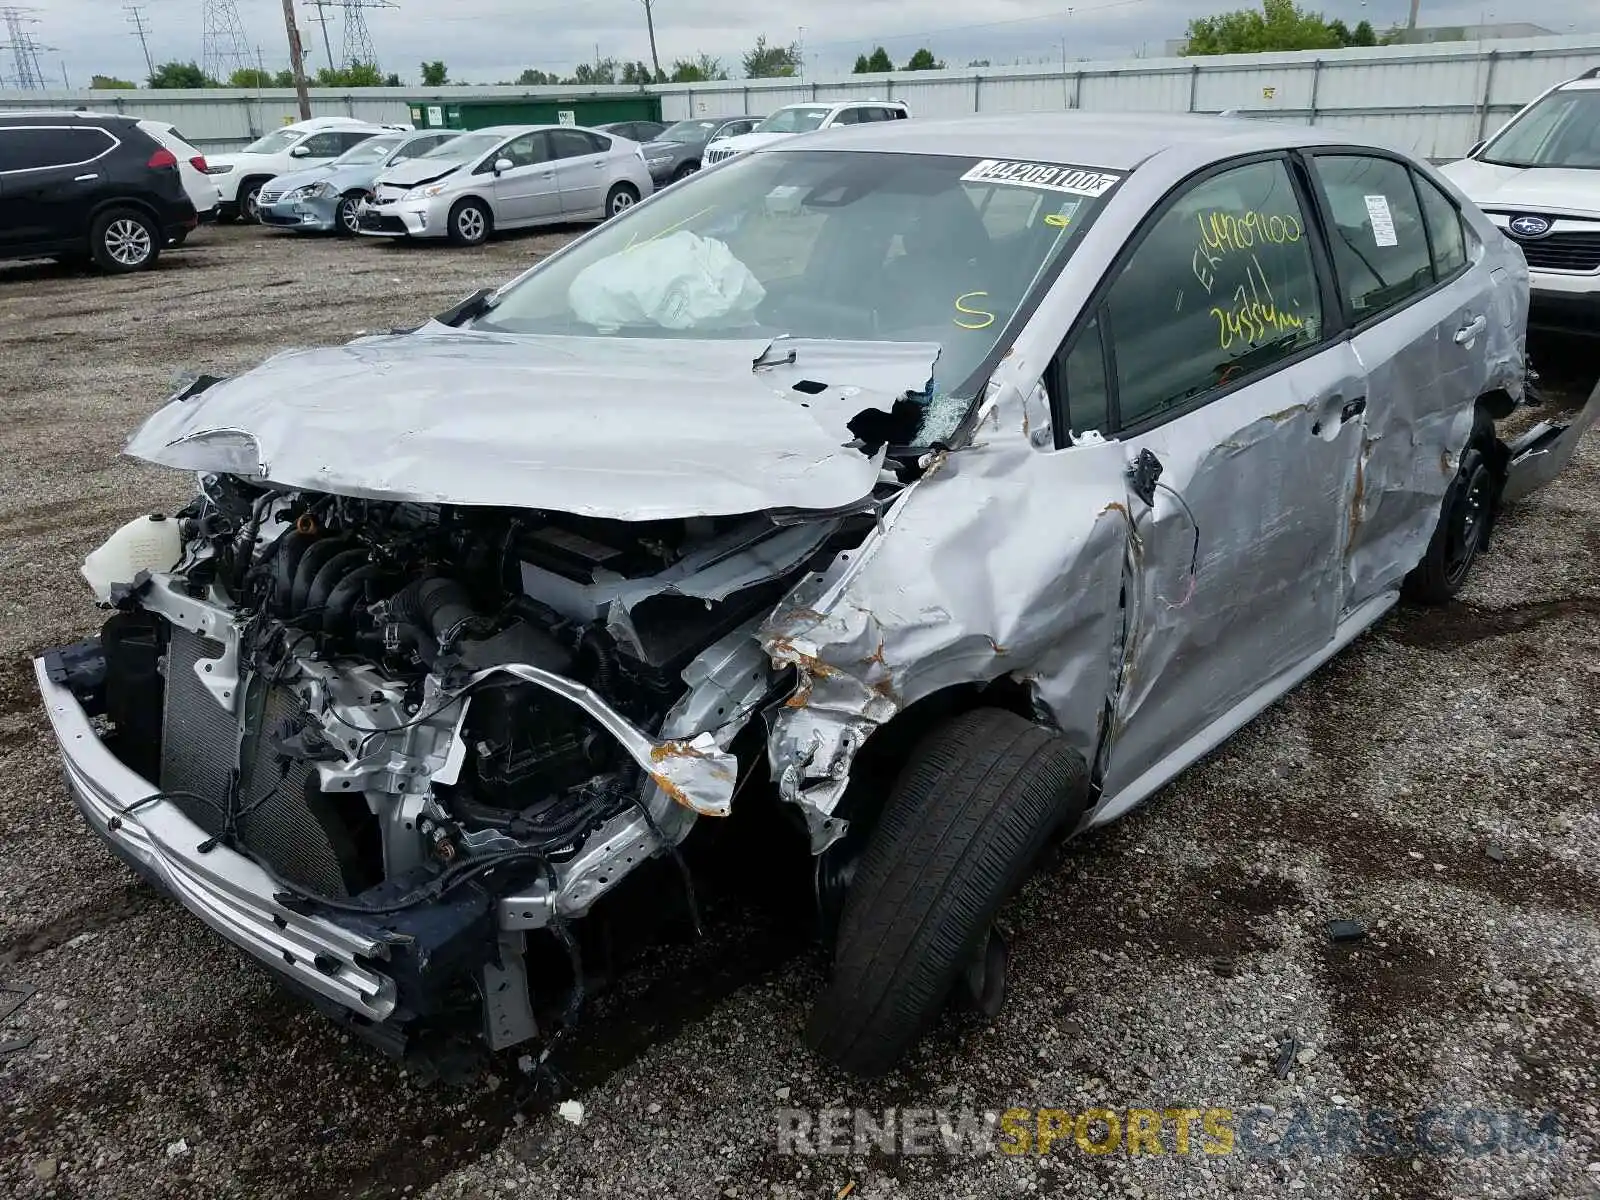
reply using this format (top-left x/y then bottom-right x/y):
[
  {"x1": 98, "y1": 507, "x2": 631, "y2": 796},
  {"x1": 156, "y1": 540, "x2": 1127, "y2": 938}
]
[
  {"x1": 0, "y1": 7, "x2": 47, "y2": 90},
  {"x1": 124, "y1": 4, "x2": 155, "y2": 80},
  {"x1": 201, "y1": 0, "x2": 252, "y2": 81},
  {"x1": 341, "y1": 0, "x2": 397, "y2": 69}
]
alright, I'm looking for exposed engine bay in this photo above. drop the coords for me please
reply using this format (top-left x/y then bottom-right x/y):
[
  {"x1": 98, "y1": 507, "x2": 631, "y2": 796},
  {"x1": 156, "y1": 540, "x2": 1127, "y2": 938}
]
[{"x1": 64, "y1": 471, "x2": 890, "y2": 1050}]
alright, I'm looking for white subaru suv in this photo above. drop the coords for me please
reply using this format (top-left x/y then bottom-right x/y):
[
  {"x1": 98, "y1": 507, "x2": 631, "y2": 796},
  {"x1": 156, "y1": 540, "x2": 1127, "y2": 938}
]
[
  {"x1": 702, "y1": 99, "x2": 910, "y2": 165},
  {"x1": 206, "y1": 117, "x2": 400, "y2": 222},
  {"x1": 1441, "y1": 67, "x2": 1600, "y2": 333}
]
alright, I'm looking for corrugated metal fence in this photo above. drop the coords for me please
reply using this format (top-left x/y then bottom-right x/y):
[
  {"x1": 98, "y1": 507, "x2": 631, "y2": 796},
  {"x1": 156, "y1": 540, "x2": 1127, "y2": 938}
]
[{"x1": 3, "y1": 34, "x2": 1596, "y2": 158}]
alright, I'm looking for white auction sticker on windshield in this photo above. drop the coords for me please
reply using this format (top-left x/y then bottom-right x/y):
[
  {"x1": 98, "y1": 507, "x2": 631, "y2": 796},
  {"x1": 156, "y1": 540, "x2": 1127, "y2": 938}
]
[
  {"x1": 961, "y1": 160, "x2": 1120, "y2": 197},
  {"x1": 1364, "y1": 194, "x2": 1398, "y2": 247}
]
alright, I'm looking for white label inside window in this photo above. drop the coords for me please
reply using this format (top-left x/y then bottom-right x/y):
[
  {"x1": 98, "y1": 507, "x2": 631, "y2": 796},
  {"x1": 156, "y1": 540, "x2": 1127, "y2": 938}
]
[{"x1": 1364, "y1": 194, "x2": 1398, "y2": 247}]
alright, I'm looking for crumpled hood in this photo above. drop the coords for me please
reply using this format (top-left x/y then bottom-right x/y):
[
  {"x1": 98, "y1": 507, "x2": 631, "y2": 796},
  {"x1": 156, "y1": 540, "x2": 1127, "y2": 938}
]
[
  {"x1": 377, "y1": 159, "x2": 468, "y2": 189},
  {"x1": 124, "y1": 327, "x2": 941, "y2": 520},
  {"x1": 1439, "y1": 158, "x2": 1600, "y2": 215}
]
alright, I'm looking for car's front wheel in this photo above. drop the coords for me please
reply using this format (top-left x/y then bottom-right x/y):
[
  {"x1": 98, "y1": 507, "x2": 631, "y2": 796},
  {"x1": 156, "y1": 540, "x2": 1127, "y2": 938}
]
[
  {"x1": 336, "y1": 192, "x2": 365, "y2": 236},
  {"x1": 807, "y1": 708, "x2": 1089, "y2": 1077},
  {"x1": 670, "y1": 161, "x2": 698, "y2": 183},
  {"x1": 447, "y1": 198, "x2": 491, "y2": 246},
  {"x1": 1404, "y1": 429, "x2": 1499, "y2": 604},
  {"x1": 605, "y1": 183, "x2": 640, "y2": 218},
  {"x1": 90, "y1": 208, "x2": 160, "y2": 273}
]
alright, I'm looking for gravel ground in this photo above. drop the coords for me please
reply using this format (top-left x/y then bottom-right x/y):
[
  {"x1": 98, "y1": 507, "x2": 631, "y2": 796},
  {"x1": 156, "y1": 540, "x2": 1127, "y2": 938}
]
[{"x1": 1, "y1": 225, "x2": 1596, "y2": 1200}]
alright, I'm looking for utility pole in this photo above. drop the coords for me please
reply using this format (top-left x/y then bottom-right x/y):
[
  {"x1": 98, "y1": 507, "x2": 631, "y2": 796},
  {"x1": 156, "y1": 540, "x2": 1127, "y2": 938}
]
[
  {"x1": 306, "y1": 0, "x2": 337, "y2": 72},
  {"x1": 124, "y1": 4, "x2": 155, "y2": 80},
  {"x1": 279, "y1": 0, "x2": 312, "y2": 118},
  {"x1": 1407, "y1": 0, "x2": 1421, "y2": 30},
  {"x1": 640, "y1": 0, "x2": 660, "y2": 81}
]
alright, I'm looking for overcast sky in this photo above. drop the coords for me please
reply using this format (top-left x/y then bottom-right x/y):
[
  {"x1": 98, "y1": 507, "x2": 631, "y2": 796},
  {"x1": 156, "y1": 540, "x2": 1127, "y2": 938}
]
[{"x1": 18, "y1": 0, "x2": 1600, "y2": 87}]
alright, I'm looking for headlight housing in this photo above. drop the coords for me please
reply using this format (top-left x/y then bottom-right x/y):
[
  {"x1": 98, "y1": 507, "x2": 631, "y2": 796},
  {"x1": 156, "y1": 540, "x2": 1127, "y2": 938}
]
[
  {"x1": 292, "y1": 181, "x2": 337, "y2": 200},
  {"x1": 403, "y1": 183, "x2": 449, "y2": 201}
]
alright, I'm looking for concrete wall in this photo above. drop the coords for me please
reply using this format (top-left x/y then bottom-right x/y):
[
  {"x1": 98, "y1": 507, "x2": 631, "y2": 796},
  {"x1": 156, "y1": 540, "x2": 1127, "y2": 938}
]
[{"x1": 3, "y1": 35, "x2": 1596, "y2": 159}]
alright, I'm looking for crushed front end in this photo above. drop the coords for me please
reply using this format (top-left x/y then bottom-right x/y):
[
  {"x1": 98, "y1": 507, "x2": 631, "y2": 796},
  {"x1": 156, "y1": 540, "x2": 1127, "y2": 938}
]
[{"x1": 36, "y1": 479, "x2": 880, "y2": 1052}]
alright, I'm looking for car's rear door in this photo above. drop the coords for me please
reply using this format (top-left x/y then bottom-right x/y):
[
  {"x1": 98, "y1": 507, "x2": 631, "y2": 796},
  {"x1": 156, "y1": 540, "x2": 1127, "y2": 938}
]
[
  {"x1": 486, "y1": 132, "x2": 560, "y2": 225},
  {"x1": 550, "y1": 129, "x2": 613, "y2": 217},
  {"x1": 1053, "y1": 154, "x2": 1369, "y2": 815},
  {"x1": 0, "y1": 124, "x2": 117, "y2": 251},
  {"x1": 1302, "y1": 150, "x2": 1506, "y2": 612}
]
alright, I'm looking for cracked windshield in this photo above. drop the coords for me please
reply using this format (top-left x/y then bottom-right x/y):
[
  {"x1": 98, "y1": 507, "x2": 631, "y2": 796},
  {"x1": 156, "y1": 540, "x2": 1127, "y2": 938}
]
[{"x1": 475, "y1": 150, "x2": 1121, "y2": 415}]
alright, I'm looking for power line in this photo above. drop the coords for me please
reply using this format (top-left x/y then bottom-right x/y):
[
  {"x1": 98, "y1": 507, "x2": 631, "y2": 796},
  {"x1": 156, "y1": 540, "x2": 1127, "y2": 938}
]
[
  {"x1": 125, "y1": 4, "x2": 155, "y2": 80},
  {"x1": 304, "y1": 0, "x2": 336, "y2": 68}
]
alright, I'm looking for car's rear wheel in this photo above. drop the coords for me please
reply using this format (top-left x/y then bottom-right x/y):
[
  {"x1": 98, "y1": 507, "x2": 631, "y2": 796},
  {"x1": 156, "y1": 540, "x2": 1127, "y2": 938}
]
[
  {"x1": 605, "y1": 183, "x2": 640, "y2": 218},
  {"x1": 447, "y1": 198, "x2": 491, "y2": 246},
  {"x1": 1404, "y1": 431, "x2": 1498, "y2": 605},
  {"x1": 807, "y1": 708, "x2": 1089, "y2": 1077},
  {"x1": 90, "y1": 208, "x2": 160, "y2": 273},
  {"x1": 336, "y1": 192, "x2": 365, "y2": 236}
]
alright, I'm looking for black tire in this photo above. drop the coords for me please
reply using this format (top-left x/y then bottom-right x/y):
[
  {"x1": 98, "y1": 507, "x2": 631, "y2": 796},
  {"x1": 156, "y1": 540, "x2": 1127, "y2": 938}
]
[
  {"x1": 89, "y1": 207, "x2": 160, "y2": 273},
  {"x1": 807, "y1": 708, "x2": 1089, "y2": 1077},
  {"x1": 335, "y1": 192, "x2": 364, "y2": 237},
  {"x1": 1403, "y1": 435, "x2": 1496, "y2": 605},
  {"x1": 447, "y1": 198, "x2": 491, "y2": 246},
  {"x1": 604, "y1": 183, "x2": 640, "y2": 218},
  {"x1": 239, "y1": 178, "x2": 267, "y2": 224},
  {"x1": 670, "y1": 161, "x2": 698, "y2": 183}
]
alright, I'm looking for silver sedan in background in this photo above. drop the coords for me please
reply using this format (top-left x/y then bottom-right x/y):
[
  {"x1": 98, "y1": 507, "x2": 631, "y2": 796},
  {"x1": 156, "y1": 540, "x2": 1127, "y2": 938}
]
[{"x1": 357, "y1": 124, "x2": 654, "y2": 245}]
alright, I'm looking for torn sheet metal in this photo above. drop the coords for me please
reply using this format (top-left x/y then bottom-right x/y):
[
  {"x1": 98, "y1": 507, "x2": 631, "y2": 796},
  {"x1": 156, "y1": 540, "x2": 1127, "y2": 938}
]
[
  {"x1": 124, "y1": 328, "x2": 939, "y2": 521},
  {"x1": 760, "y1": 379, "x2": 1130, "y2": 850},
  {"x1": 462, "y1": 664, "x2": 739, "y2": 818}
]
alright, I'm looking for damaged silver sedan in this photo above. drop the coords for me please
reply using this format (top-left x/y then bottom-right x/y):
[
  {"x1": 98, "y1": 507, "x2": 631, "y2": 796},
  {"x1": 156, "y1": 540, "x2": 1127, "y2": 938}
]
[{"x1": 36, "y1": 114, "x2": 1597, "y2": 1077}]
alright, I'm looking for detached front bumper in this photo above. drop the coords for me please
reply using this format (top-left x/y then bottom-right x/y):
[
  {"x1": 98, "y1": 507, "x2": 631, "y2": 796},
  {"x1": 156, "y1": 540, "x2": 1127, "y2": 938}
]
[
  {"x1": 356, "y1": 198, "x2": 440, "y2": 238},
  {"x1": 33, "y1": 656, "x2": 398, "y2": 1021},
  {"x1": 259, "y1": 195, "x2": 338, "y2": 232}
]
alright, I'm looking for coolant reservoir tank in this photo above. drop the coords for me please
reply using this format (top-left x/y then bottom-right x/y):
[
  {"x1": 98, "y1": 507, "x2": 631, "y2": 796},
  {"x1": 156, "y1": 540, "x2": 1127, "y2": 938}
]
[{"x1": 81, "y1": 514, "x2": 182, "y2": 604}]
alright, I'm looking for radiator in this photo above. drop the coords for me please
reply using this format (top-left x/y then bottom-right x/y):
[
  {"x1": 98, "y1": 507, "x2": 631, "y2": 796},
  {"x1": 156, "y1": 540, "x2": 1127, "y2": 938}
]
[{"x1": 161, "y1": 627, "x2": 356, "y2": 897}]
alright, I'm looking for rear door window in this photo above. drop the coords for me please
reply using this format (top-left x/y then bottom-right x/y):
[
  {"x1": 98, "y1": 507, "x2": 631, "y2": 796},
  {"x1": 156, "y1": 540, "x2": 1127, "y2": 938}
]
[
  {"x1": 551, "y1": 129, "x2": 606, "y2": 159},
  {"x1": 0, "y1": 126, "x2": 113, "y2": 172},
  {"x1": 1309, "y1": 154, "x2": 1434, "y2": 321}
]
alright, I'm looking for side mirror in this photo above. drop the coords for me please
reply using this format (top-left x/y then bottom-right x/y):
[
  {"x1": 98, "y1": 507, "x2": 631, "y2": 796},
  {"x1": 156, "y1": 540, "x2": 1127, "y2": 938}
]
[
  {"x1": 290, "y1": 144, "x2": 311, "y2": 158},
  {"x1": 1467, "y1": 140, "x2": 1486, "y2": 158},
  {"x1": 494, "y1": 157, "x2": 513, "y2": 175}
]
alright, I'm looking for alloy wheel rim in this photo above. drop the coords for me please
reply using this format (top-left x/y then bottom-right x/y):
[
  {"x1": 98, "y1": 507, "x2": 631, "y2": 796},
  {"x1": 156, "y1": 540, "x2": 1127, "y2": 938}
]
[
  {"x1": 612, "y1": 191, "x2": 635, "y2": 214},
  {"x1": 340, "y1": 199, "x2": 361, "y2": 233},
  {"x1": 460, "y1": 208, "x2": 485, "y2": 240},
  {"x1": 105, "y1": 219, "x2": 152, "y2": 266}
]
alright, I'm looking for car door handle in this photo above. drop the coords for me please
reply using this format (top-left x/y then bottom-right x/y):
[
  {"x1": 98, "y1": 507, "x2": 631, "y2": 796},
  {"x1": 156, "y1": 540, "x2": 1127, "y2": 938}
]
[
  {"x1": 1341, "y1": 396, "x2": 1367, "y2": 422},
  {"x1": 1311, "y1": 394, "x2": 1367, "y2": 437},
  {"x1": 1454, "y1": 315, "x2": 1487, "y2": 344}
]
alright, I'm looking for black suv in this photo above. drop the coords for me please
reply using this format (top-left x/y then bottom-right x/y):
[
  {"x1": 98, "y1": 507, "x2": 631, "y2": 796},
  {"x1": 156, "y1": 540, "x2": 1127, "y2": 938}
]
[{"x1": 0, "y1": 113, "x2": 197, "y2": 273}]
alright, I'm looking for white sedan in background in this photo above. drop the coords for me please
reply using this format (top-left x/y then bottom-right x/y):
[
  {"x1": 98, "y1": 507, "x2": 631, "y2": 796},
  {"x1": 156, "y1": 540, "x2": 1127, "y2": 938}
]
[{"x1": 358, "y1": 125, "x2": 654, "y2": 246}]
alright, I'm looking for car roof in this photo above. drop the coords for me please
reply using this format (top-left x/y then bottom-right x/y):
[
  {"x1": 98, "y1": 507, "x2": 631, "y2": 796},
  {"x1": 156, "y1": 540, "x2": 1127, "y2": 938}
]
[
  {"x1": 1555, "y1": 74, "x2": 1600, "y2": 91},
  {"x1": 0, "y1": 110, "x2": 140, "y2": 126},
  {"x1": 471, "y1": 124, "x2": 599, "y2": 136},
  {"x1": 765, "y1": 111, "x2": 1351, "y2": 170}
]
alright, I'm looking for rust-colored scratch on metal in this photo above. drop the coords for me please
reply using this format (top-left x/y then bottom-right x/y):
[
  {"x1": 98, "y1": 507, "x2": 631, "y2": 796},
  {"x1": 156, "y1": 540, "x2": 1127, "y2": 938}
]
[
  {"x1": 1264, "y1": 403, "x2": 1307, "y2": 424},
  {"x1": 1021, "y1": 404, "x2": 1030, "y2": 437},
  {"x1": 1347, "y1": 444, "x2": 1368, "y2": 548},
  {"x1": 650, "y1": 772, "x2": 727, "y2": 817},
  {"x1": 650, "y1": 740, "x2": 715, "y2": 763},
  {"x1": 785, "y1": 677, "x2": 814, "y2": 708},
  {"x1": 771, "y1": 605, "x2": 826, "y2": 627},
  {"x1": 861, "y1": 640, "x2": 888, "y2": 669},
  {"x1": 1440, "y1": 449, "x2": 1454, "y2": 476},
  {"x1": 768, "y1": 637, "x2": 837, "y2": 678},
  {"x1": 986, "y1": 636, "x2": 1008, "y2": 655},
  {"x1": 1100, "y1": 501, "x2": 1127, "y2": 518}
]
